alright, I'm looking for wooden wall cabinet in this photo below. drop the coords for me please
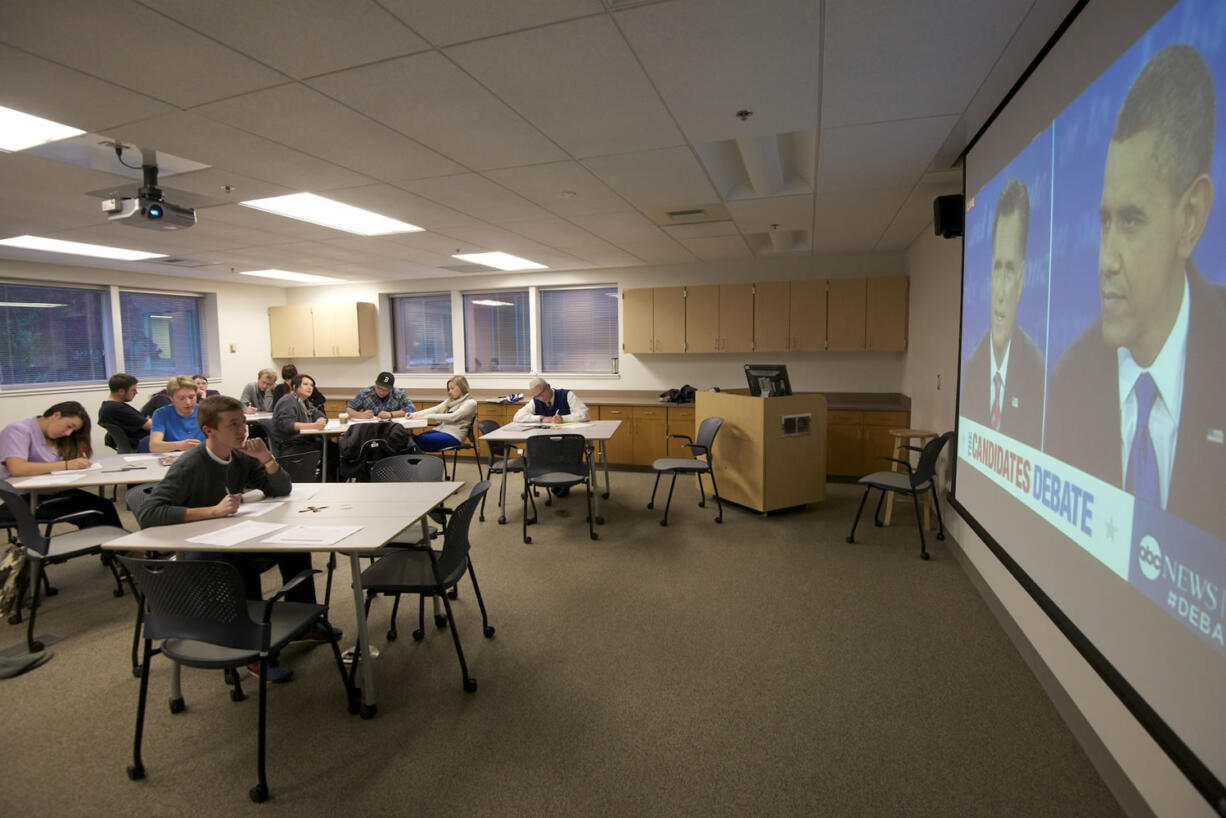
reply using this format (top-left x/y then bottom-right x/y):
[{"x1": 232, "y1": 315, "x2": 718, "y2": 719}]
[
  {"x1": 789, "y1": 280, "x2": 827, "y2": 351},
  {"x1": 824, "y1": 409, "x2": 910, "y2": 476},
  {"x1": 866, "y1": 276, "x2": 908, "y2": 351},
  {"x1": 826, "y1": 279, "x2": 867, "y2": 351},
  {"x1": 686, "y1": 284, "x2": 753, "y2": 353},
  {"x1": 622, "y1": 287, "x2": 686, "y2": 353},
  {"x1": 752, "y1": 281, "x2": 790, "y2": 353},
  {"x1": 596, "y1": 405, "x2": 635, "y2": 464},
  {"x1": 269, "y1": 302, "x2": 377, "y2": 358},
  {"x1": 666, "y1": 407, "x2": 695, "y2": 456}
]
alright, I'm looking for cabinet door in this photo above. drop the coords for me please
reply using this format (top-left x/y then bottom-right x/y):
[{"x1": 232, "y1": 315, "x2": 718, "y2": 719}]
[
  {"x1": 789, "y1": 280, "x2": 827, "y2": 351},
  {"x1": 753, "y1": 281, "x2": 790, "y2": 353},
  {"x1": 861, "y1": 411, "x2": 911, "y2": 475},
  {"x1": 329, "y1": 303, "x2": 364, "y2": 357},
  {"x1": 684, "y1": 285, "x2": 720, "y2": 353},
  {"x1": 719, "y1": 283, "x2": 754, "y2": 352},
  {"x1": 622, "y1": 288, "x2": 654, "y2": 353},
  {"x1": 268, "y1": 305, "x2": 314, "y2": 358},
  {"x1": 311, "y1": 303, "x2": 338, "y2": 357},
  {"x1": 826, "y1": 278, "x2": 867, "y2": 351},
  {"x1": 666, "y1": 407, "x2": 696, "y2": 457},
  {"x1": 597, "y1": 405, "x2": 634, "y2": 464},
  {"x1": 826, "y1": 411, "x2": 864, "y2": 477},
  {"x1": 653, "y1": 288, "x2": 686, "y2": 354},
  {"x1": 632, "y1": 406, "x2": 669, "y2": 465},
  {"x1": 866, "y1": 276, "x2": 908, "y2": 351}
]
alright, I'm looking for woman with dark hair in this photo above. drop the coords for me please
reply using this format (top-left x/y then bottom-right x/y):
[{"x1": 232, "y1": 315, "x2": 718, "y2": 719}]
[
  {"x1": 273, "y1": 363, "x2": 326, "y2": 408},
  {"x1": 0, "y1": 401, "x2": 123, "y2": 527},
  {"x1": 270, "y1": 373, "x2": 330, "y2": 458}
]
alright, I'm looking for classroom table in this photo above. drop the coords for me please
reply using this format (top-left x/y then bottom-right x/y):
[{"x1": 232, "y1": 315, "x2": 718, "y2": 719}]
[
  {"x1": 479, "y1": 420, "x2": 622, "y2": 525},
  {"x1": 104, "y1": 479, "x2": 464, "y2": 718},
  {"x1": 297, "y1": 417, "x2": 426, "y2": 482},
  {"x1": 9, "y1": 452, "x2": 175, "y2": 495}
]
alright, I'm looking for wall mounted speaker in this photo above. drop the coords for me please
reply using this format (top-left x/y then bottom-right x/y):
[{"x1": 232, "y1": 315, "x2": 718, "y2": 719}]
[{"x1": 933, "y1": 194, "x2": 964, "y2": 239}]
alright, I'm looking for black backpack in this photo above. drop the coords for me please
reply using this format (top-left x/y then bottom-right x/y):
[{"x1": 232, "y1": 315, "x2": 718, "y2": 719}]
[{"x1": 337, "y1": 422, "x2": 419, "y2": 482}]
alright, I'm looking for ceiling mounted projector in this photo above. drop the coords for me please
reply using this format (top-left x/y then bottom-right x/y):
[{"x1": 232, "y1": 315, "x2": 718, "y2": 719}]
[{"x1": 101, "y1": 146, "x2": 196, "y2": 230}]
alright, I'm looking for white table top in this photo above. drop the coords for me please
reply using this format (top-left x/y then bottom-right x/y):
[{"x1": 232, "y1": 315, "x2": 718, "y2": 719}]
[
  {"x1": 8, "y1": 452, "x2": 174, "y2": 491},
  {"x1": 105, "y1": 480, "x2": 464, "y2": 553},
  {"x1": 299, "y1": 417, "x2": 427, "y2": 436},
  {"x1": 481, "y1": 419, "x2": 621, "y2": 442}
]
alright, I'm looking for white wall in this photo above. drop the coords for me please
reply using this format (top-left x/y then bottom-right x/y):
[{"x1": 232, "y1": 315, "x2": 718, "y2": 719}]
[{"x1": 902, "y1": 230, "x2": 1212, "y2": 818}]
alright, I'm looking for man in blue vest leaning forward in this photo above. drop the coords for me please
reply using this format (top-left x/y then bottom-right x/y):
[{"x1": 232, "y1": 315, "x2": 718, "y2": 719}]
[{"x1": 513, "y1": 376, "x2": 591, "y2": 496}]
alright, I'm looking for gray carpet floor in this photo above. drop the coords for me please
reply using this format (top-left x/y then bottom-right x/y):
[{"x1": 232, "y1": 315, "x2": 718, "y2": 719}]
[{"x1": 2, "y1": 470, "x2": 1125, "y2": 816}]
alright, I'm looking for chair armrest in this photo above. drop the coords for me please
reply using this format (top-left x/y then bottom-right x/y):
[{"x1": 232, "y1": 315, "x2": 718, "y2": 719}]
[
  {"x1": 901, "y1": 444, "x2": 924, "y2": 453},
  {"x1": 880, "y1": 456, "x2": 914, "y2": 473},
  {"x1": 262, "y1": 569, "x2": 321, "y2": 620},
  {"x1": 668, "y1": 433, "x2": 695, "y2": 444}
]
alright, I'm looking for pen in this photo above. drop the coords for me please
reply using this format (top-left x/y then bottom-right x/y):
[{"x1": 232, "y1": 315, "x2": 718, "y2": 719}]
[{"x1": 102, "y1": 466, "x2": 147, "y2": 473}]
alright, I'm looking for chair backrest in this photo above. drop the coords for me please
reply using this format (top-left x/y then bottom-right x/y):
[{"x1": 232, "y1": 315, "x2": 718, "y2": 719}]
[
  {"x1": 691, "y1": 416, "x2": 724, "y2": 459},
  {"x1": 476, "y1": 418, "x2": 511, "y2": 462},
  {"x1": 0, "y1": 480, "x2": 48, "y2": 557},
  {"x1": 524, "y1": 434, "x2": 588, "y2": 480},
  {"x1": 100, "y1": 421, "x2": 137, "y2": 454},
  {"x1": 370, "y1": 453, "x2": 446, "y2": 483},
  {"x1": 435, "y1": 481, "x2": 489, "y2": 578},
  {"x1": 278, "y1": 450, "x2": 322, "y2": 483},
  {"x1": 125, "y1": 482, "x2": 160, "y2": 515},
  {"x1": 117, "y1": 556, "x2": 267, "y2": 651},
  {"x1": 910, "y1": 431, "x2": 955, "y2": 489}
]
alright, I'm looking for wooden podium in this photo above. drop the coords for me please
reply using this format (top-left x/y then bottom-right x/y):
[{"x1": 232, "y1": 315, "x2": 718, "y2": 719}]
[{"x1": 696, "y1": 390, "x2": 827, "y2": 514}]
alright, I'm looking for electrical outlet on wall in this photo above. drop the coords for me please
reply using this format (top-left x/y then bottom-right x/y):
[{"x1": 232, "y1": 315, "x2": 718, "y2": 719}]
[{"x1": 229, "y1": 343, "x2": 237, "y2": 353}]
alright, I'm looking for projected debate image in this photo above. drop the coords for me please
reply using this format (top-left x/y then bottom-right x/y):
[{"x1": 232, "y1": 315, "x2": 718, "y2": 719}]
[{"x1": 959, "y1": 0, "x2": 1226, "y2": 664}]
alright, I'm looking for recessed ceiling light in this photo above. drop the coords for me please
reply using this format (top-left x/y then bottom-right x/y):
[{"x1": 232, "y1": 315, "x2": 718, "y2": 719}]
[
  {"x1": 0, "y1": 235, "x2": 165, "y2": 261},
  {"x1": 239, "y1": 193, "x2": 424, "y2": 236},
  {"x1": 240, "y1": 269, "x2": 345, "y2": 284},
  {"x1": 0, "y1": 106, "x2": 85, "y2": 152},
  {"x1": 470, "y1": 299, "x2": 515, "y2": 307},
  {"x1": 452, "y1": 252, "x2": 547, "y2": 271}
]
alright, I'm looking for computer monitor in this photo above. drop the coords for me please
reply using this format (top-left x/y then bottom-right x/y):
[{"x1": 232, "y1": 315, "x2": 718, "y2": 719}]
[{"x1": 744, "y1": 364, "x2": 792, "y2": 397}]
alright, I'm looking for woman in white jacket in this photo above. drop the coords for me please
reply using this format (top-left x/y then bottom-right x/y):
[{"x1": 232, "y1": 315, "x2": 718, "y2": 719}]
[{"x1": 410, "y1": 375, "x2": 478, "y2": 452}]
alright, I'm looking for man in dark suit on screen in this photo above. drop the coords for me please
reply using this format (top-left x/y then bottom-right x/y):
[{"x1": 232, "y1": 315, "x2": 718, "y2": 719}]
[
  {"x1": 1046, "y1": 45, "x2": 1226, "y2": 540},
  {"x1": 963, "y1": 177, "x2": 1046, "y2": 449}
]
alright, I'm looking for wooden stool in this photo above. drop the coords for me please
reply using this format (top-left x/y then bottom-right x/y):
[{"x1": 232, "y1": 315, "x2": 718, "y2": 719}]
[{"x1": 883, "y1": 428, "x2": 937, "y2": 527}]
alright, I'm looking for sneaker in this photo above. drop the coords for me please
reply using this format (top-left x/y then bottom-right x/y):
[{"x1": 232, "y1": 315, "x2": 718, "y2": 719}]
[
  {"x1": 247, "y1": 660, "x2": 293, "y2": 684},
  {"x1": 296, "y1": 622, "x2": 343, "y2": 643},
  {"x1": 341, "y1": 645, "x2": 381, "y2": 664}
]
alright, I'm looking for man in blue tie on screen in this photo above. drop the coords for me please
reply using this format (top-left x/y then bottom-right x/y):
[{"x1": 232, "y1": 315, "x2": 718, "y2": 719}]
[
  {"x1": 1046, "y1": 45, "x2": 1226, "y2": 540},
  {"x1": 962, "y1": 178, "x2": 1045, "y2": 448}
]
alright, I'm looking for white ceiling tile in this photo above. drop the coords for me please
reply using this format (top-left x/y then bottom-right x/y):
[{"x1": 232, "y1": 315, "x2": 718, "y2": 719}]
[
  {"x1": 156, "y1": 169, "x2": 294, "y2": 204},
  {"x1": 141, "y1": 0, "x2": 429, "y2": 78},
  {"x1": 677, "y1": 234, "x2": 752, "y2": 261},
  {"x1": 379, "y1": 0, "x2": 604, "y2": 47},
  {"x1": 725, "y1": 196, "x2": 814, "y2": 234},
  {"x1": 661, "y1": 221, "x2": 740, "y2": 240},
  {"x1": 0, "y1": 0, "x2": 286, "y2": 108},
  {"x1": 446, "y1": 15, "x2": 684, "y2": 157},
  {"x1": 818, "y1": 115, "x2": 959, "y2": 192},
  {"x1": 617, "y1": 0, "x2": 822, "y2": 142},
  {"x1": 811, "y1": 188, "x2": 909, "y2": 254},
  {"x1": 204, "y1": 203, "x2": 355, "y2": 242},
  {"x1": 501, "y1": 217, "x2": 643, "y2": 267},
  {"x1": 398, "y1": 174, "x2": 553, "y2": 223},
  {"x1": 195, "y1": 85, "x2": 464, "y2": 182},
  {"x1": 329, "y1": 184, "x2": 483, "y2": 231},
  {"x1": 875, "y1": 170, "x2": 962, "y2": 251},
  {"x1": 483, "y1": 162, "x2": 632, "y2": 217},
  {"x1": 571, "y1": 212, "x2": 697, "y2": 265},
  {"x1": 308, "y1": 51, "x2": 566, "y2": 170},
  {"x1": 582, "y1": 147, "x2": 718, "y2": 210}
]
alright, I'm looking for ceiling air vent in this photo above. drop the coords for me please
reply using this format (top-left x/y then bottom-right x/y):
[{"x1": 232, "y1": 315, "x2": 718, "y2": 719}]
[{"x1": 666, "y1": 209, "x2": 708, "y2": 223}]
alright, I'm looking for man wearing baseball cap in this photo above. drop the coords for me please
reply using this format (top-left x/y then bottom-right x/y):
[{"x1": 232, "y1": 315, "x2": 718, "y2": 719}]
[{"x1": 346, "y1": 371, "x2": 415, "y2": 420}]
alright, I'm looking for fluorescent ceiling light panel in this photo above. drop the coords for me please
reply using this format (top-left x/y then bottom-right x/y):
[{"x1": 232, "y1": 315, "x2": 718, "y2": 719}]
[
  {"x1": 453, "y1": 252, "x2": 547, "y2": 271},
  {"x1": 0, "y1": 105, "x2": 85, "y2": 152},
  {"x1": 0, "y1": 235, "x2": 165, "y2": 261},
  {"x1": 0, "y1": 302, "x2": 66, "y2": 308},
  {"x1": 470, "y1": 299, "x2": 515, "y2": 307},
  {"x1": 239, "y1": 269, "x2": 345, "y2": 284},
  {"x1": 238, "y1": 193, "x2": 424, "y2": 236}
]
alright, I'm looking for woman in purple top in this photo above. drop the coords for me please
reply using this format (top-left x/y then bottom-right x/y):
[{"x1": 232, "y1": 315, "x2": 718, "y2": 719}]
[{"x1": 0, "y1": 401, "x2": 122, "y2": 527}]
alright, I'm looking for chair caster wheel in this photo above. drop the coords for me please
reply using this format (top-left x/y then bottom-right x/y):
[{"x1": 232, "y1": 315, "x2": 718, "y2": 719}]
[
  {"x1": 387, "y1": 629, "x2": 397, "y2": 641},
  {"x1": 845, "y1": 536, "x2": 855, "y2": 544},
  {"x1": 230, "y1": 688, "x2": 245, "y2": 703},
  {"x1": 169, "y1": 697, "x2": 185, "y2": 714},
  {"x1": 659, "y1": 520, "x2": 667, "y2": 527},
  {"x1": 29, "y1": 639, "x2": 45, "y2": 652},
  {"x1": 874, "y1": 521, "x2": 883, "y2": 527},
  {"x1": 463, "y1": 677, "x2": 478, "y2": 692},
  {"x1": 921, "y1": 552, "x2": 930, "y2": 561},
  {"x1": 435, "y1": 614, "x2": 448, "y2": 628},
  {"x1": 127, "y1": 764, "x2": 145, "y2": 781},
  {"x1": 602, "y1": 492, "x2": 609, "y2": 500},
  {"x1": 484, "y1": 626, "x2": 496, "y2": 638},
  {"x1": 590, "y1": 532, "x2": 598, "y2": 540},
  {"x1": 714, "y1": 517, "x2": 722, "y2": 524},
  {"x1": 249, "y1": 784, "x2": 268, "y2": 803},
  {"x1": 360, "y1": 703, "x2": 377, "y2": 720},
  {"x1": 595, "y1": 516, "x2": 604, "y2": 525},
  {"x1": 44, "y1": 586, "x2": 58, "y2": 597},
  {"x1": 497, "y1": 517, "x2": 506, "y2": 525},
  {"x1": 697, "y1": 500, "x2": 705, "y2": 508},
  {"x1": 646, "y1": 502, "x2": 654, "y2": 509},
  {"x1": 524, "y1": 536, "x2": 532, "y2": 544},
  {"x1": 348, "y1": 697, "x2": 360, "y2": 715},
  {"x1": 936, "y1": 533, "x2": 945, "y2": 541},
  {"x1": 132, "y1": 666, "x2": 142, "y2": 678},
  {"x1": 113, "y1": 588, "x2": 124, "y2": 598},
  {"x1": 447, "y1": 588, "x2": 458, "y2": 600},
  {"x1": 412, "y1": 629, "x2": 424, "y2": 641}
]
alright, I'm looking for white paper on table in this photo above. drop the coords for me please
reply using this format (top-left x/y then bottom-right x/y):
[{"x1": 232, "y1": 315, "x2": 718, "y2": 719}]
[
  {"x1": 232, "y1": 501, "x2": 284, "y2": 517},
  {"x1": 123, "y1": 454, "x2": 160, "y2": 462},
  {"x1": 14, "y1": 471, "x2": 89, "y2": 487},
  {"x1": 261, "y1": 524, "x2": 362, "y2": 546},
  {"x1": 186, "y1": 520, "x2": 286, "y2": 546},
  {"x1": 560, "y1": 421, "x2": 592, "y2": 430},
  {"x1": 287, "y1": 484, "x2": 322, "y2": 501}
]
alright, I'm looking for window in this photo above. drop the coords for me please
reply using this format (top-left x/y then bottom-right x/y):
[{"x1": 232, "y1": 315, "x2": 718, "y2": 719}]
[
  {"x1": 119, "y1": 291, "x2": 203, "y2": 378},
  {"x1": 540, "y1": 286, "x2": 618, "y2": 374},
  {"x1": 463, "y1": 290, "x2": 529, "y2": 373},
  {"x1": 391, "y1": 293, "x2": 453, "y2": 372},
  {"x1": 0, "y1": 282, "x2": 109, "y2": 386}
]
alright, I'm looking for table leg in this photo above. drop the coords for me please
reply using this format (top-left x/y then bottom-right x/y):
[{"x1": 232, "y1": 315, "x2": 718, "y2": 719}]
[
  {"x1": 883, "y1": 438, "x2": 903, "y2": 525},
  {"x1": 348, "y1": 553, "x2": 377, "y2": 717},
  {"x1": 589, "y1": 444, "x2": 603, "y2": 525},
  {"x1": 600, "y1": 440, "x2": 611, "y2": 500},
  {"x1": 498, "y1": 447, "x2": 510, "y2": 524},
  {"x1": 320, "y1": 436, "x2": 329, "y2": 483}
]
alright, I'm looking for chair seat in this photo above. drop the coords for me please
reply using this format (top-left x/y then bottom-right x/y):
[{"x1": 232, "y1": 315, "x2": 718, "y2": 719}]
[
  {"x1": 488, "y1": 457, "x2": 524, "y2": 473},
  {"x1": 360, "y1": 548, "x2": 464, "y2": 593},
  {"x1": 858, "y1": 470, "x2": 931, "y2": 494},
  {"x1": 160, "y1": 600, "x2": 326, "y2": 668},
  {"x1": 650, "y1": 457, "x2": 710, "y2": 473},
  {"x1": 42, "y1": 524, "x2": 130, "y2": 560},
  {"x1": 527, "y1": 470, "x2": 587, "y2": 488}
]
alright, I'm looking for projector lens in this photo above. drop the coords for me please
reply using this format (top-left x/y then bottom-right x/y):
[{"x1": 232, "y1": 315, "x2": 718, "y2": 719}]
[{"x1": 148, "y1": 204, "x2": 163, "y2": 219}]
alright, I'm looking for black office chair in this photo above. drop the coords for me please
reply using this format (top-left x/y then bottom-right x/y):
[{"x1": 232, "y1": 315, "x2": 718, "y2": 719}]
[
  {"x1": 522, "y1": 434, "x2": 596, "y2": 543},
  {"x1": 476, "y1": 418, "x2": 524, "y2": 523},
  {"x1": 100, "y1": 421, "x2": 138, "y2": 454},
  {"x1": 647, "y1": 416, "x2": 724, "y2": 527},
  {"x1": 357, "y1": 482, "x2": 494, "y2": 693},
  {"x1": 846, "y1": 431, "x2": 954, "y2": 560},
  {"x1": 276, "y1": 450, "x2": 321, "y2": 483},
  {"x1": 118, "y1": 556, "x2": 357, "y2": 803},
  {"x1": 436, "y1": 426, "x2": 480, "y2": 482},
  {"x1": 0, "y1": 480, "x2": 129, "y2": 653}
]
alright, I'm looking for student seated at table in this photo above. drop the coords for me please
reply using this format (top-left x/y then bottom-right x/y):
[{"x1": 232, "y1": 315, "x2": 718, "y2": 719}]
[
  {"x1": 0, "y1": 401, "x2": 123, "y2": 528},
  {"x1": 148, "y1": 376, "x2": 203, "y2": 453},
  {"x1": 512, "y1": 376, "x2": 591, "y2": 423},
  {"x1": 273, "y1": 363, "x2": 326, "y2": 409},
  {"x1": 135, "y1": 395, "x2": 335, "y2": 683},
  {"x1": 139, "y1": 387, "x2": 170, "y2": 418},
  {"x1": 240, "y1": 368, "x2": 278, "y2": 414},
  {"x1": 346, "y1": 371, "x2": 414, "y2": 419},
  {"x1": 192, "y1": 374, "x2": 220, "y2": 401},
  {"x1": 270, "y1": 373, "x2": 328, "y2": 453},
  {"x1": 409, "y1": 375, "x2": 476, "y2": 452},
  {"x1": 98, "y1": 373, "x2": 151, "y2": 451}
]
